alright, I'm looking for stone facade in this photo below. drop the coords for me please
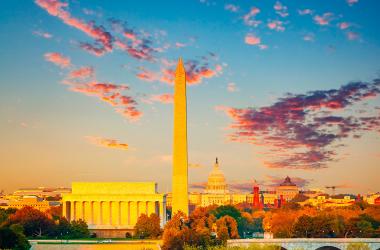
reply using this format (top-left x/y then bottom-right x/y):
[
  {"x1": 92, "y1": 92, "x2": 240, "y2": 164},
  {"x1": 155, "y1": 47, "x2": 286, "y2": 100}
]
[{"x1": 62, "y1": 182, "x2": 166, "y2": 238}]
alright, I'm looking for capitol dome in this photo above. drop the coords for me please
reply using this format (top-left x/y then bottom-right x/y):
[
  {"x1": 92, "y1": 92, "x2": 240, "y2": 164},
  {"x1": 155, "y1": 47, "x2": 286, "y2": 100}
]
[{"x1": 205, "y1": 158, "x2": 229, "y2": 194}]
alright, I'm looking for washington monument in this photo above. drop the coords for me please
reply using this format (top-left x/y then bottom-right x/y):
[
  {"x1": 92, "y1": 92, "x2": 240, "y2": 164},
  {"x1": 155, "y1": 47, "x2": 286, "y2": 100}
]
[{"x1": 172, "y1": 58, "x2": 189, "y2": 216}]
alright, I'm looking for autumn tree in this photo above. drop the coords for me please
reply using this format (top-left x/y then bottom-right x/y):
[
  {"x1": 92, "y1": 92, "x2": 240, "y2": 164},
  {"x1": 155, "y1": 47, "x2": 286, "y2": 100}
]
[
  {"x1": 8, "y1": 206, "x2": 54, "y2": 237},
  {"x1": 162, "y1": 211, "x2": 190, "y2": 250},
  {"x1": 216, "y1": 215, "x2": 239, "y2": 244},
  {"x1": 134, "y1": 213, "x2": 161, "y2": 239}
]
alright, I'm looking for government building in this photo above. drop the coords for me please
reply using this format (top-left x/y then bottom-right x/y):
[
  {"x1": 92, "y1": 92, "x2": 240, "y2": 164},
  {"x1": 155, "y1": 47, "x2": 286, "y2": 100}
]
[
  {"x1": 62, "y1": 182, "x2": 166, "y2": 238},
  {"x1": 166, "y1": 158, "x2": 300, "y2": 209}
]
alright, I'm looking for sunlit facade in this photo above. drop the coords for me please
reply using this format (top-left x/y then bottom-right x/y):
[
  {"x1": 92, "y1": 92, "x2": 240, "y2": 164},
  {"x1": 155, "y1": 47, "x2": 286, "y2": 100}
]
[{"x1": 62, "y1": 182, "x2": 166, "y2": 238}]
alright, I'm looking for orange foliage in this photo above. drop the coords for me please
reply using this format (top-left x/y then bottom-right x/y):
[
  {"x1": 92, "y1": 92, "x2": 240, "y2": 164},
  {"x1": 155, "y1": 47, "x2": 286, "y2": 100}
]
[{"x1": 216, "y1": 215, "x2": 239, "y2": 242}]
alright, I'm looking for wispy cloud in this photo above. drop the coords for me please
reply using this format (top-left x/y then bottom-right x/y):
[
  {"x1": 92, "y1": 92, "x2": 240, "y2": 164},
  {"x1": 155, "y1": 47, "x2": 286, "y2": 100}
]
[
  {"x1": 245, "y1": 33, "x2": 262, "y2": 46},
  {"x1": 68, "y1": 66, "x2": 94, "y2": 79},
  {"x1": 346, "y1": 31, "x2": 360, "y2": 41},
  {"x1": 243, "y1": 7, "x2": 261, "y2": 27},
  {"x1": 219, "y1": 79, "x2": 380, "y2": 170},
  {"x1": 44, "y1": 52, "x2": 71, "y2": 68},
  {"x1": 33, "y1": 30, "x2": 53, "y2": 39},
  {"x1": 147, "y1": 93, "x2": 174, "y2": 104},
  {"x1": 35, "y1": 0, "x2": 113, "y2": 56},
  {"x1": 347, "y1": 0, "x2": 359, "y2": 6},
  {"x1": 136, "y1": 55, "x2": 223, "y2": 86},
  {"x1": 267, "y1": 20, "x2": 285, "y2": 32},
  {"x1": 313, "y1": 13, "x2": 334, "y2": 26},
  {"x1": 225, "y1": 4, "x2": 239, "y2": 13},
  {"x1": 227, "y1": 82, "x2": 238, "y2": 92},
  {"x1": 85, "y1": 136, "x2": 129, "y2": 150},
  {"x1": 274, "y1": 1, "x2": 289, "y2": 18},
  {"x1": 298, "y1": 9, "x2": 313, "y2": 16}
]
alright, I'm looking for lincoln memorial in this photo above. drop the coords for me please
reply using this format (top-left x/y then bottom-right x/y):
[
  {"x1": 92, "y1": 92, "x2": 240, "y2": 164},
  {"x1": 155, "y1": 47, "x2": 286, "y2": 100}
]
[{"x1": 62, "y1": 182, "x2": 166, "y2": 238}]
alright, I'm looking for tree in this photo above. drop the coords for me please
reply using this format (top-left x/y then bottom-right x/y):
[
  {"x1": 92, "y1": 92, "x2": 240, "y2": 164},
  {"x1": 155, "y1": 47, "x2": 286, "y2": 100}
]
[
  {"x1": 211, "y1": 205, "x2": 246, "y2": 237},
  {"x1": 70, "y1": 219, "x2": 90, "y2": 238},
  {"x1": 216, "y1": 215, "x2": 239, "y2": 244},
  {"x1": 0, "y1": 226, "x2": 30, "y2": 250},
  {"x1": 134, "y1": 213, "x2": 161, "y2": 239},
  {"x1": 8, "y1": 206, "x2": 54, "y2": 237},
  {"x1": 162, "y1": 211, "x2": 190, "y2": 250},
  {"x1": 292, "y1": 215, "x2": 314, "y2": 238}
]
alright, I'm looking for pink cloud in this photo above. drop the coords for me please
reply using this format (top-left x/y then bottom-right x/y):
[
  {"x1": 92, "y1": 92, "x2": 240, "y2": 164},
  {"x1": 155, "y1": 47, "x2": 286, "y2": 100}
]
[
  {"x1": 313, "y1": 13, "x2": 334, "y2": 26},
  {"x1": 137, "y1": 55, "x2": 223, "y2": 86},
  {"x1": 243, "y1": 7, "x2": 261, "y2": 27},
  {"x1": 267, "y1": 20, "x2": 285, "y2": 32},
  {"x1": 33, "y1": 30, "x2": 53, "y2": 39},
  {"x1": 338, "y1": 22, "x2": 351, "y2": 30},
  {"x1": 35, "y1": 0, "x2": 113, "y2": 55},
  {"x1": 218, "y1": 79, "x2": 380, "y2": 170},
  {"x1": 274, "y1": 1, "x2": 288, "y2": 17},
  {"x1": 44, "y1": 52, "x2": 71, "y2": 68},
  {"x1": 298, "y1": 9, "x2": 313, "y2": 15},
  {"x1": 347, "y1": 31, "x2": 360, "y2": 41},
  {"x1": 63, "y1": 77, "x2": 142, "y2": 122},
  {"x1": 225, "y1": 4, "x2": 239, "y2": 13},
  {"x1": 68, "y1": 66, "x2": 94, "y2": 79},
  {"x1": 245, "y1": 33, "x2": 261, "y2": 45},
  {"x1": 149, "y1": 93, "x2": 174, "y2": 104},
  {"x1": 347, "y1": 0, "x2": 359, "y2": 6},
  {"x1": 85, "y1": 136, "x2": 129, "y2": 150}
]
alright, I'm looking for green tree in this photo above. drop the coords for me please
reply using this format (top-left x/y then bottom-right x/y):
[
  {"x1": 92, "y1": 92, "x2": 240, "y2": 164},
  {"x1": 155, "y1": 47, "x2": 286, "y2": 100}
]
[
  {"x1": 0, "y1": 226, "x2": 30, "y2": 250},
  {"x1": 69, "y1": 219, "x2": 90, "y2": 238}
]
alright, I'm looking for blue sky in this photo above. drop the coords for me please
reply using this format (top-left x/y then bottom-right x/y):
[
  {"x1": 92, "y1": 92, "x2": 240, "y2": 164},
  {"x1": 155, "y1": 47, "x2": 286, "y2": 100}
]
[{"x1": 0, "y1": 0, "x2": 379, "y2": 194}]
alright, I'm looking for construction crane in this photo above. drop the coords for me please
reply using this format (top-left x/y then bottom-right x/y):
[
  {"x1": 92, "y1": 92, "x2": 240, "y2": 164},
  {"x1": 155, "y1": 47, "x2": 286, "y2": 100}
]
[
  {"x1": 325, "y1": 185, "x2": 346, "y2": 196},
  {"x1": 325, "y1": 186, "x2": 337, "y2": 195}
]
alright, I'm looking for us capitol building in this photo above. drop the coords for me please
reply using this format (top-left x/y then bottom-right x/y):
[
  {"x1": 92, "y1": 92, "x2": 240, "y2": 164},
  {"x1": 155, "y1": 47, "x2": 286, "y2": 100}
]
[{"x1": 166, "y1": 158, "x2": 300, "y2": 209}]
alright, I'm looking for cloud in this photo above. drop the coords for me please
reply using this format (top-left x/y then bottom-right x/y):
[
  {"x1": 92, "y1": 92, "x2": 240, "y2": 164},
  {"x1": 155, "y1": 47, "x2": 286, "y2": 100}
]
[
  {"x1": 274, "y1": 1, "x2": 289, "y2": 18},
  {"x1": 189, "y1": 182, "x2": 207, "y2": 190},
  {"x1": 313, "y1": 13, "x2": 334, "y2": 26},
  {"x1": 148, "y1": 93, "x2": 174, "y2": 104},
  {"x1": 189, "y1": 163, "x2": 205, "y2": 169},
  {"x1": 264, "y1": 175, "x2": 312, "y2": 188},
  {"x1": 63, "y1": 69, "x2": 142, "y2": 121},
  {"x1": 298, "y1": 9, "x2": 313, "y2": 15},
  {"x1": 243, "y1": 7, "x2": 261, "y2": 27},
  {"x1": 85, "y1": 136, "x2": 129, "y2": 150},
  {"x1": 347, "y1": 0, "x2": 359, "y2": 6},
  {"x1": 267, "y1": 20, "x2": 285, "y2": 32},
  {"x1": 137, "y1": 55, "x2": 223, "y2": 86},
  {"x1": 338, "y1": 22, "x2": 351, "y2": 30},
  {"x1": 68, "y1": 66, "x2": 94, "y2": 79},
  {"x1": 33, "y1": 30, "x2": 53, "y2": 39},
  {"x1": 219, "y1": 79, "x2": 380, "y2": 170},
  {"x1": 227, "y1": 82, "x2": 238, "y2": 92},
  {"x1": 303, "y1": 33, "x2": 315, "y2": 42},
  {"x1": 245, "y1": 33, "x2": 261, "y2": 45},
  {"x1": 347, "y1": 31, "x2": 360, "y2": 41},
  {"x1": 44, "y1": 52, "x2": 71, "y2": 68},
  {"x1": 35, "y1": 0, "x2": 113, "y2": 56},
  {"x1": 228, "y1": 180, "x2": 254, "y2": 192},
  {"x1": 225, "y1": 4, "x2": 239, "y2": 13}
]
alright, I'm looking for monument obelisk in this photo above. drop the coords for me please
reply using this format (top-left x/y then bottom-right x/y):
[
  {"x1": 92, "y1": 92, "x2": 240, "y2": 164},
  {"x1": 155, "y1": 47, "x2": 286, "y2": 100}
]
[{"x1": 172, "y1": 57, "x2": 189, "y2": 216}]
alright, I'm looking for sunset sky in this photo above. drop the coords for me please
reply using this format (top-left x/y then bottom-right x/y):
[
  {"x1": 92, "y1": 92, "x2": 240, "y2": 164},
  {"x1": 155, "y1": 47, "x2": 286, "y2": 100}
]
[{"x1": 0, "y1": 0, "x2": 379, "y2": 195}]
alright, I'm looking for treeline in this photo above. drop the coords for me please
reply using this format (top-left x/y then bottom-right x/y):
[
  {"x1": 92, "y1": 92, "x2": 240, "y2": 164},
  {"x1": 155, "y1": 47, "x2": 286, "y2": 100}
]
[
  {"x1": 260, "y1": 201, "x2": 380, "y2": 238},
  {"x1": 0, "y1": 206, "x2": 90, "y2": 249},
  {"x1": 134, "y1": 205, "x2": 263, "y2": 249}
]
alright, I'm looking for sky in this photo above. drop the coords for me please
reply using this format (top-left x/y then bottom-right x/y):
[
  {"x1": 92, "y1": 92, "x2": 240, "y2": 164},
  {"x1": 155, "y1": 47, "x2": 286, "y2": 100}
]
[{"x1": 0, "y1": 0, "x2": 379, "y2": 195}]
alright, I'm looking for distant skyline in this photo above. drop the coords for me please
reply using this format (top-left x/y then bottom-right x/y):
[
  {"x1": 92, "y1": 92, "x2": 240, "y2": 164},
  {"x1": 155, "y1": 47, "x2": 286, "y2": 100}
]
[{"x1": 0, "y1": 0, "x2": 379, "y2": 194}]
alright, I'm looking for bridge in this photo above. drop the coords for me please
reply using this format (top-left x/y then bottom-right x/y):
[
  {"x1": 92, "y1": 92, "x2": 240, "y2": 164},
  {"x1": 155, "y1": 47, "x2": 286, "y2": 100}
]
[{"x1": 227, "y1": 238, "x2": 380, "y2": 250}]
